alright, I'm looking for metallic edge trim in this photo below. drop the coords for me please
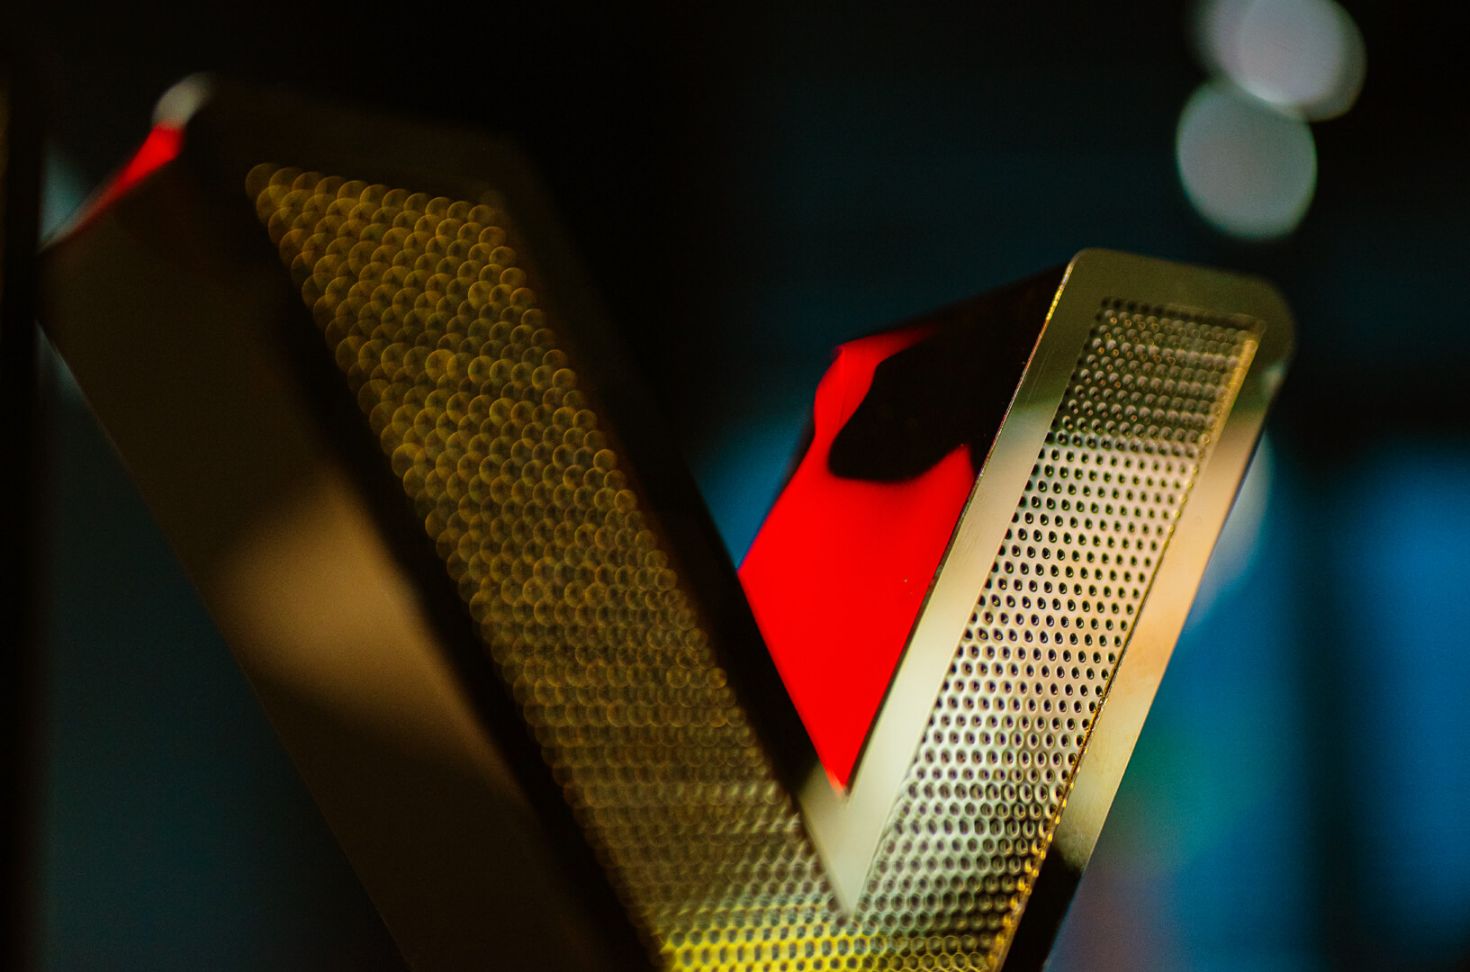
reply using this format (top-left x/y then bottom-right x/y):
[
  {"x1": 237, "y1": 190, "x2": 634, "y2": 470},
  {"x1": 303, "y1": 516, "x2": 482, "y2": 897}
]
[
  {"x1": 40, "y1": 84, "x2": 657, "y2": 970},
  {"x1": 793, "y1": 249, "x2": 1294, "y2": 918},
  {"x1": 45, "y1": 76, "x2": 1296, "y2": 966},
  {"x1": 996, "y1": 250, "x2": 1293, "y2": 970}
]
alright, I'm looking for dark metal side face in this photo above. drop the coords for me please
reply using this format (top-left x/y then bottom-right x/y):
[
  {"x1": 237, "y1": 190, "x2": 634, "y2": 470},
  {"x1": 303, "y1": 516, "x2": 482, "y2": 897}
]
[{"x1": 42, "y1": 81, "x2": 1293, "y2": 972}]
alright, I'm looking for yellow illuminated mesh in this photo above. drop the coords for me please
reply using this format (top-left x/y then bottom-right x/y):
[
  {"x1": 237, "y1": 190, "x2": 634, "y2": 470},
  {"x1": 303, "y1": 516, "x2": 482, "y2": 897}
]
[
  {"x1": 251, "y1": 166, "x2": 1255, "y2": 970},
  {"x1": 866, "y1": 303, "x2": 1256, "y2": 962}
]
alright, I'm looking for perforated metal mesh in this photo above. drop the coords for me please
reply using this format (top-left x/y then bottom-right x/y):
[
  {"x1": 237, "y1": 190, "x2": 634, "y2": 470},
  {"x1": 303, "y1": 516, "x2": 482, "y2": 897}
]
[
  {"x1": 863, "y1": 302, "x2": 1258, "y2": 963},
  {"x1": 251, "y1": 167, "x2": 1256, "y2": 970}
]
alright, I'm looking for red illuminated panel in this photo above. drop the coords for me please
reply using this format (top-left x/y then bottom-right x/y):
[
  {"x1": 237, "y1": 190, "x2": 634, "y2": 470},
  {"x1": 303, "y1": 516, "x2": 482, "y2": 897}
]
[{"x1": 739, "y1": 328, "x2": 974, "y2": 788}]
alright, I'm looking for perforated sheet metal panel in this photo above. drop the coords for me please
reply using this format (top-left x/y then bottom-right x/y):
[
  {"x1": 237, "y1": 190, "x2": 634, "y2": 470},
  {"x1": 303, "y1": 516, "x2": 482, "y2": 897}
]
[
  {"x1": 252, "y1": 167, "x2": 1256, "y2": 970},
  {"x1": 863, "y1": 303, "x2": 1258, "y2": 964}
]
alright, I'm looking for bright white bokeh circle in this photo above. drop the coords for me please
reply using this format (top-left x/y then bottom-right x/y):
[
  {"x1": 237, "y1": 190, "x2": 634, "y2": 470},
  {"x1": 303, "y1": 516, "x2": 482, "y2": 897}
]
[
  {"x1": 1176, "y1": 81, "x2": 1318, "y2": 240},
  {"x1": 1195, "y1": 0, "x2": 1366, "y2": 120}
]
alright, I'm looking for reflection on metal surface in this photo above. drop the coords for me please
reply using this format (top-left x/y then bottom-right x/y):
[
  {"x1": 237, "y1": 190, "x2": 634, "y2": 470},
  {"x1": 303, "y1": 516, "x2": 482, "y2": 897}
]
[
  {"x1": 253, "y1": 165, "x2": 858, "y2": 968},
  {"x1": 216, "y1": 471, "x2": 510, "y2": 774},
  {"x1": 862, "y1": 299, "x2": 1258, "y2": 966},
  {"x1": 256, "y1": 152, "x2": 1290, "y2": 968},
  {"x1": 40, "y1": 88, "x2": 635, "y2": 970},
  {"x1": 42, "y1": 82, "x2": 1292, "y2": 972},
  {"x1": 740, "y1": 291, "x2": 1049, "y2": 789}
]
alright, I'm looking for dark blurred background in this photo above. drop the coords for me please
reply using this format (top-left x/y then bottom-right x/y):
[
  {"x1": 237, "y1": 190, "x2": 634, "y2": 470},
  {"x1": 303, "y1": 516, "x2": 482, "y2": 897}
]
[{"x1": 20, "y1": 1, "x2": 1470, "y2": 968}]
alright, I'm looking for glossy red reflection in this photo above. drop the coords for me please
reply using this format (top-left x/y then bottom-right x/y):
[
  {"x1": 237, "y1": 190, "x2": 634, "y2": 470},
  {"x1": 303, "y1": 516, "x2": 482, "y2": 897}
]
[{"x1": 739, "y1": 327, "x2": 974, "y2": 789}]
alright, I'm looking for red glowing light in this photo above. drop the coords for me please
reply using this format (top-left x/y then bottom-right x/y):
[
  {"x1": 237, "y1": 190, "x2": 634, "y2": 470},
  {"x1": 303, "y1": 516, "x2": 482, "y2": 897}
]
[
  {"x1": 83, "y1": 124, "x2": 183, "y2": 223},
  {"x1": 739, "y1": 327, "x2": 974, "y2": 789}
]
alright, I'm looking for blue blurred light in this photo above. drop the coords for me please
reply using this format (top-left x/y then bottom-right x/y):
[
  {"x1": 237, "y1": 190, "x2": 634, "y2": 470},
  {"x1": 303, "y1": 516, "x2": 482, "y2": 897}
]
[
  {"x1": 690, "y1": 410, "x2": 808, "y2": 563},
  {"x1": 1051, "y1": 452, "x2": 1317, "y2": 970},
  {"x1": 1336, "y1": 450, "x2": 1470, "y2": 956}
]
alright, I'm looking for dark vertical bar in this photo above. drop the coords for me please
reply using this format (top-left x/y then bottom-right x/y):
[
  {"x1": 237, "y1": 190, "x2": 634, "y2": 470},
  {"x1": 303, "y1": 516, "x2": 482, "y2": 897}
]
[
  {"x1": 1, "y1": 29, "x2": 43, "y2": 972},
  {"x1": 1294, "y1": 456, "x2": 1368, "y2": 969}
]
